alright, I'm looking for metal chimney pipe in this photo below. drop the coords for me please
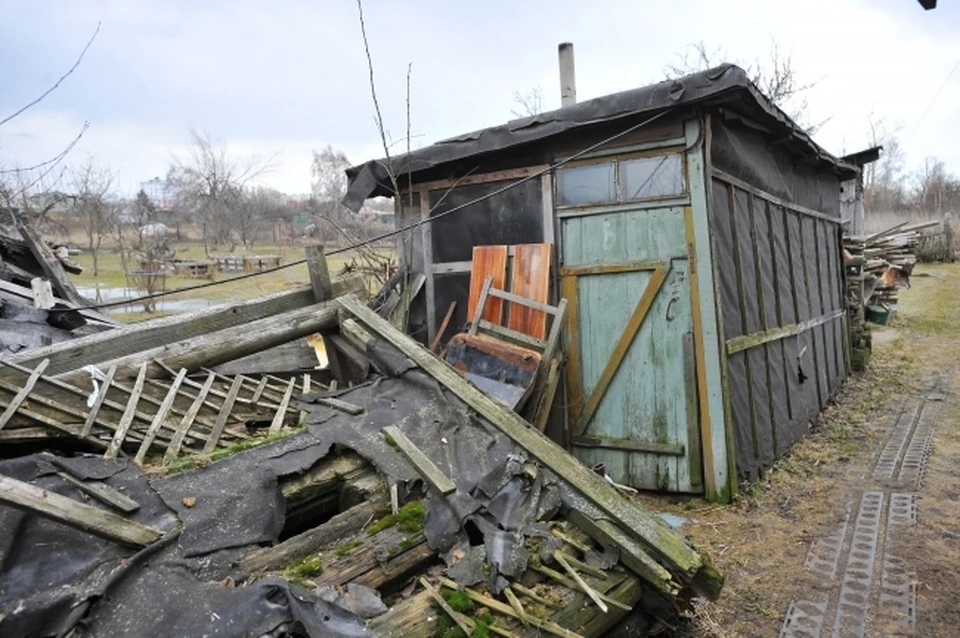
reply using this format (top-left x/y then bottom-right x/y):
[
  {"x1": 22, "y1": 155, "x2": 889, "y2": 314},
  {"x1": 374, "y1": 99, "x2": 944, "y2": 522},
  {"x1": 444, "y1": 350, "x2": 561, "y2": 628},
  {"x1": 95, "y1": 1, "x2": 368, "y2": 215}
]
[{"x1": 558, "y1": 42, "x2": 577, "y2": 107}]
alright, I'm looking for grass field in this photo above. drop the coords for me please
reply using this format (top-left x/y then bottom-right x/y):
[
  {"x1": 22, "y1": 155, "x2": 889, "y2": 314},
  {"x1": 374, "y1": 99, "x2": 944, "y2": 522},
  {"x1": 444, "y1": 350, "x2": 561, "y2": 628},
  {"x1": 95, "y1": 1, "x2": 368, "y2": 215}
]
[{"x1": 67, "y1": 242, "x2": 393, "y2": 322}]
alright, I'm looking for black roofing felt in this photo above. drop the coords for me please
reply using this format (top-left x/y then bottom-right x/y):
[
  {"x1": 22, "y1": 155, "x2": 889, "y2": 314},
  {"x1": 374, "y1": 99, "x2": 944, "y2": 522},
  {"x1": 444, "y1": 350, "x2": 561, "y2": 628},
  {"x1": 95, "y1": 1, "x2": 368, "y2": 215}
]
[{"x1": 344, "y1": 64, "x2": 857, "y2": 210}]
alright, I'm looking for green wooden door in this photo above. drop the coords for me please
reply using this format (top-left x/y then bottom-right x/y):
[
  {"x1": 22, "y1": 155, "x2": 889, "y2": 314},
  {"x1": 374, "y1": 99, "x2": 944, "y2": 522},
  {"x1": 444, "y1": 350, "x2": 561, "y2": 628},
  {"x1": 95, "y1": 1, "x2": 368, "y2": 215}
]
[{"x1": 561, "y1": 206, "x2": 702, "y2": 492}]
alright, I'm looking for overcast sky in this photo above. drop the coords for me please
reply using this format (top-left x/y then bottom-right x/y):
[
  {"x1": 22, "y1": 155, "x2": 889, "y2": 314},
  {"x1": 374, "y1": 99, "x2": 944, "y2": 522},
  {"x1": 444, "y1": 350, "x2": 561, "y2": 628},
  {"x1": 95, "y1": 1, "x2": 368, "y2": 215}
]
[{"x1": 0, "y1": 0, "x2": 956, "y2": 197}]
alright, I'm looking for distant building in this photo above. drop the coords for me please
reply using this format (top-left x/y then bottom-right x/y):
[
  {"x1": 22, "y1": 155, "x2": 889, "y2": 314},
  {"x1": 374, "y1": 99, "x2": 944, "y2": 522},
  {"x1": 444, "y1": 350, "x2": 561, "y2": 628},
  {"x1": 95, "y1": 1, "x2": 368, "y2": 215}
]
[{"x1": 140, "y1": 177, "x2": 176, "y2": 210}]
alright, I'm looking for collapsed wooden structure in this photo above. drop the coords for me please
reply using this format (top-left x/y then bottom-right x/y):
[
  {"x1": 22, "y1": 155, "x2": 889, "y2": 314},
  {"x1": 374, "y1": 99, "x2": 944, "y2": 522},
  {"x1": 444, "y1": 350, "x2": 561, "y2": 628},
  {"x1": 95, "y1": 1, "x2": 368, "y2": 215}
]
[{"x1": 0, "y1": 229, "x2": 723, "y2": 636}]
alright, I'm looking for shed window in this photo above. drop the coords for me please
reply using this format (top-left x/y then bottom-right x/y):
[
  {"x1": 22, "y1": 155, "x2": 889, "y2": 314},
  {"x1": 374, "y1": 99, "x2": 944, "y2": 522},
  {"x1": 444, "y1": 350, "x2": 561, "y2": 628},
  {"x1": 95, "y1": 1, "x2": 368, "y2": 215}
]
[
  {"x1": 556, "y1": 162, "x2": 615, "y2": 206},
  {"x1": 556, "y1": 152, "x2": 685, "y2": 207},
  {"x1": 620, "y1": 154, "x2": 684, "y2": 201}
]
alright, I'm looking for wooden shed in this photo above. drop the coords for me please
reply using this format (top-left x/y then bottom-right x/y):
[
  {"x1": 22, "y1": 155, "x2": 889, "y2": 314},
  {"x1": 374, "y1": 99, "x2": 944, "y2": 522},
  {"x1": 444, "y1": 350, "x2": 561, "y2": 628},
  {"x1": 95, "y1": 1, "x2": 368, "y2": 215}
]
[{"x1": 344, "y1": 64, "x2": 858, "y2": 502}]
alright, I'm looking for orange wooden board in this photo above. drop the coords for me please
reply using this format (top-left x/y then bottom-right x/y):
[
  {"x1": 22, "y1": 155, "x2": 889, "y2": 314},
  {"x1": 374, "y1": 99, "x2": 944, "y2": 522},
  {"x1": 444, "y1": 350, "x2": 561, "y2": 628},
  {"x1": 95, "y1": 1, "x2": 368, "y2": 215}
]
[
  {"x1": 467, "y1": 245, "x2": 507, "y2": 324},
  {"x1": 507, "y1": 243, "x2": 552, "y2": 339}
]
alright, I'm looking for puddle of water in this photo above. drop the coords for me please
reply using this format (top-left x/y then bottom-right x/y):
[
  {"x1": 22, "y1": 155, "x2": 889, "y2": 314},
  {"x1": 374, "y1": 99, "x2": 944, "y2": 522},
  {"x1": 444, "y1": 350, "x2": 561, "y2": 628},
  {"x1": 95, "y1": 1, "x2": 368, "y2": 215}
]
[{"x1": 78, "y1": 285, "x2": 215, "y2": 314}]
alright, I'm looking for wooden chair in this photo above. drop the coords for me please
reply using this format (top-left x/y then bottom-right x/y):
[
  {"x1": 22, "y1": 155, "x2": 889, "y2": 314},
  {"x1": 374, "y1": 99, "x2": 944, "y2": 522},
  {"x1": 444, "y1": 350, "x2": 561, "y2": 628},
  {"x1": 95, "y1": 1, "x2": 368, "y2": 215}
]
[{"x1": 468, "y1": 275, "x2": 567, "y2": 371}]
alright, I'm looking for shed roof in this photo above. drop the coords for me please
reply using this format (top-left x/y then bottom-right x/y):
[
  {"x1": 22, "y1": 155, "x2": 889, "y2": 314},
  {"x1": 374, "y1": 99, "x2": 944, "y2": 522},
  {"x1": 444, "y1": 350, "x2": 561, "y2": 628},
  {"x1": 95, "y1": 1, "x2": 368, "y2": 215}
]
[{"x1": 344, "y1": 64, "x2": 857, "y2": 210}]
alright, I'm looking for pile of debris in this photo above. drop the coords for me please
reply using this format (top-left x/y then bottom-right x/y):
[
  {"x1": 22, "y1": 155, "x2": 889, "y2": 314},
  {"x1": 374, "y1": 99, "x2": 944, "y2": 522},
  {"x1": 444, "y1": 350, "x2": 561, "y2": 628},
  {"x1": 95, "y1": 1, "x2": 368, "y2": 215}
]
[
  {"x1": 0, "y1": 242, "x2": 723, "y2": 637},
  {"x1": 0, "y1": 218, "x2": 116, "y2": 354}
]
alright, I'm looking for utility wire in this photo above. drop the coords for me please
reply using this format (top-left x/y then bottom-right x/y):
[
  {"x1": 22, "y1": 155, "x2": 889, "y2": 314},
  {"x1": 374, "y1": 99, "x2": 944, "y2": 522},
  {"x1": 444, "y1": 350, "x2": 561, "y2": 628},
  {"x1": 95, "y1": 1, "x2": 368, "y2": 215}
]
[
  {"x1": 53, "y1": 109, "x2": 671, "y2": 313},
  {"x1": 909, "y1": 57, "x2": 960, "y2": 140}
]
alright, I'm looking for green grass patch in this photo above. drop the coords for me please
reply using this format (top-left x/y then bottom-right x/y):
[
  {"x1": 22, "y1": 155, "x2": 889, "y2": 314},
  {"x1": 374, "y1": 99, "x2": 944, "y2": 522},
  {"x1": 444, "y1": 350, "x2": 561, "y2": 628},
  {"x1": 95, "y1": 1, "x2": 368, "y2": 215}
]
[
  {"x1": 441, "y1": 588, "x2": 474, "y2": 613},
  {"x1": 288, "y1": 554, "x2": 324, "y2": 578},
  {"x1": 367, "y1": 500, "x2": 425, "y2": 536}
]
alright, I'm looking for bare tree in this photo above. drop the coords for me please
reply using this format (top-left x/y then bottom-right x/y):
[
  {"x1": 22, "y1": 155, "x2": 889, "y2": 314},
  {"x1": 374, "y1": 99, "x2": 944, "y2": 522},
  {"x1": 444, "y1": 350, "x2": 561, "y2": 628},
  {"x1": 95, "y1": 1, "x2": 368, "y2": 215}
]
[
  {"x1": 665, "y1": 40, "x2": 826, "y2": 134},
  {"x1": 69, "y1": 156, "x2": 117, "y2": 277},
  {"x1": 236, "y1": 186, "x2": 285, "y2": 247},
  {"x1": 511, "y1": 87, "x2": 545, "y2": 118},
  {"x1": 863, "y1": 115, "x2": 908, "y2": 213},
  {"x1": 167, "y1": 127, "x2": 276, "y2": 253}
]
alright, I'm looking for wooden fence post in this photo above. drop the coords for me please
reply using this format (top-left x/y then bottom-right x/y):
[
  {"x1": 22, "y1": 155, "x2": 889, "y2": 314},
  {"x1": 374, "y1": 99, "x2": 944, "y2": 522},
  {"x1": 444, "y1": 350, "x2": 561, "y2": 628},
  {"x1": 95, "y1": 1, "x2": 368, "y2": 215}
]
[{"x1": 305, "y1": 244, "x2": 343, "y2": 382}]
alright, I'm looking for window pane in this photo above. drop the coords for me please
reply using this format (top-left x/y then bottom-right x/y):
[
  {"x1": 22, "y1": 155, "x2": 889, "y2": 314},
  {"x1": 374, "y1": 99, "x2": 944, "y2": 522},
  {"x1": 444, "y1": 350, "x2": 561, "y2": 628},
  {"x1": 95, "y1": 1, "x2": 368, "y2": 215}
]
[
  {"x1": 557, "y1": 163, "x2": 615, "y2": 206},
  {"x1": 620, "y1": 154, "x2": 684, "y2": 201}
]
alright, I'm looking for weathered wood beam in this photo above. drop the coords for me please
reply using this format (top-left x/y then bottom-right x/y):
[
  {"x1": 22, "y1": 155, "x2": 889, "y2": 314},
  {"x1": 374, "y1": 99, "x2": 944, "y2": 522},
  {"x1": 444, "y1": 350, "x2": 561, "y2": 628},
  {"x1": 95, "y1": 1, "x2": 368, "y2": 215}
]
[
  {"x1": 382, "y1": 425, "x2": 456, "y2": 495},
  {"x1": 239, "y1": 493, "x2": 387, "y2": 574},
  {"x1": 6, "y1": 273, "x2": 364, "y2": 378},
  {"x1": 15, "y1": 220, "x2": 86, "y2": 305},
  {"x1": 338, "y1": 294, "x2": 716, "y2": 593},
  {"x1": 0, "y1": 474, "x2": 163, "y2": 547},
  {"x1": 57, "y1": 291, "x2": 364, "y2": 383}
]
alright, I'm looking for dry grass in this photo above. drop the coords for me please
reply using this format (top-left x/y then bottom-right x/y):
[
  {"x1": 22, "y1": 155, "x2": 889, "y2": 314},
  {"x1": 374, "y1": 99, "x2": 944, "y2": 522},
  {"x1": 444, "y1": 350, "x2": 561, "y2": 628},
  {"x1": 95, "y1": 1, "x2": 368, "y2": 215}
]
[{"x1": 660, "y1": 262, "x2": 960, "y2": 636}]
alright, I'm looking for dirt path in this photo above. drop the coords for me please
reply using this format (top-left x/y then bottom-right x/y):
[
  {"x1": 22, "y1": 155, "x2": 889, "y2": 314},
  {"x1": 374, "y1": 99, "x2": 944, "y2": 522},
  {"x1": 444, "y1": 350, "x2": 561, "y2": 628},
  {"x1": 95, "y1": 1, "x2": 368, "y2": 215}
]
[{"x1": 661, "y1": 263, "x2": 960, "y2": 638}]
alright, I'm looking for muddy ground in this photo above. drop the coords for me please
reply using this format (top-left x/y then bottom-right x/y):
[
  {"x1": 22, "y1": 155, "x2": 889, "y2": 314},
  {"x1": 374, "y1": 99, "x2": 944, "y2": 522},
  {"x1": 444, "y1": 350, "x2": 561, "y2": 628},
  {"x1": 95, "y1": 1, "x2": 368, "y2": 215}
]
[{"x1": 654, "y1": 263, "x2": 960, "y2": 638}]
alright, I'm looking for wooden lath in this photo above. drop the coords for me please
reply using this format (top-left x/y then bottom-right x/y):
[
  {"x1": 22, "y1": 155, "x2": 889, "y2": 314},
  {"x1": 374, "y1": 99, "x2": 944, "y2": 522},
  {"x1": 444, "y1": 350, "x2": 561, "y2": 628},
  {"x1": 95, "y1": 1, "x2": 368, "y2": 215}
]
[{"x1": 0, "y1": 359, "x2": 310, "y2": 465}]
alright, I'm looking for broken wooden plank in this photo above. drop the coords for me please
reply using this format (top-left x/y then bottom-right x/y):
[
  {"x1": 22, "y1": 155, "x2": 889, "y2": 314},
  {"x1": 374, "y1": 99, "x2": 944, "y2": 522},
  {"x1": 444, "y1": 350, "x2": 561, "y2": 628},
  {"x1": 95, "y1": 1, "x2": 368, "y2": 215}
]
[
  {"x1": 382, "y1": 425, "x2": 456, "y2": 495},
  {"x1": 554, "y1": 550, "x2": 608, "y2": 613},
  {"x1": 239, "y1": 492, "x2": 387, "y2": 574},
  {"x1": 7, "y1": 274, "x2": 364, "y2": 378},
  {"x1": 80, "y1": 365, "x2": 116, "y2": 439},
  {"x1": 512, "y1": 582, "x2": 561, "y2": 609},
  {"x1": 0, "y1": 358, "x2": 49, "y2": 431},
  {"x1": 566, "y1": 510, "x2": 678, "y2": 596},
  {"x1": 268, "y1": 378, "x2": 296, "y2": 434},
  {"x1": 531, "y1": 563, "x2": 630, "y2": 612},
  {"x1": 503, "y1": 586, "x2": 530, "y2": 625},
  {"x1": 315, "y1": 396, "x2": 364, "y2": 416},
  {"x1": 0, "y1": 474, "x2": 162, "y2": 547},
  {"x1": 203, "y1": 375, "x2": 243, "y2": 454},
  {"x1": 164, "y1": 372, "x2": 216, "y2": 463},
  {"x1": 54, "y1": 471, "x2": 140, "y2": 513},
  {"x1": 15, "y1": 219, "x2": 86, "y2": 305},
  {"x1": 105, "y1": 363, "x2": 148, "y2": 459},
  {"x1": 430, "y1": 301, "x2": 457, "y2": 352},
  {"x1": 532, "y1": 355, "x2": 561, "y2": 433},
  {"x1": 134, "y1": 368, "x2": 188, "y2": 465},
  {"x1": 55, "y1": 291, "x2": 365, "y2": 384},
  {"x1": 338, "y1": 294, "x2": 711, "y2": 589},
  {"x1": 340, "y1": 318, "x2": 374, "y2": 353},
  {"x1": 437, "y1": 576, "x2": 585, "y2": 638}
]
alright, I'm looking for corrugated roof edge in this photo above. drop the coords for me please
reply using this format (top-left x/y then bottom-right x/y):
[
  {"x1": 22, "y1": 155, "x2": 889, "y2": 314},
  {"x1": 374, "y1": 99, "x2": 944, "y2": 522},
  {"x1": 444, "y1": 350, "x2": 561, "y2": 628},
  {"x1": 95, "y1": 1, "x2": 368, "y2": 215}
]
[{"x1": 343, "y1": 63, "x2": 857, "y2": 211}]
